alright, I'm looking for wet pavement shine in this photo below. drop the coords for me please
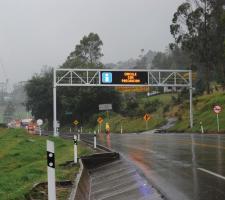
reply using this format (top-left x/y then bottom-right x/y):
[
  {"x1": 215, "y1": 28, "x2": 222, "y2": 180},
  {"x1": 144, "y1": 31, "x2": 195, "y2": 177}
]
[
  {"x1": 96, "y1": 133, "x2": 225, "y2": 200},
  {"x1": 89, "y1": 159, "x2": 163, "y2": 200}
]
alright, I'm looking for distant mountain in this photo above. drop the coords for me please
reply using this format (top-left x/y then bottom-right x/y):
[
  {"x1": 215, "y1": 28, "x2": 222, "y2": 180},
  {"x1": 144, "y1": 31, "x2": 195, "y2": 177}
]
[{"x1": 104, "y1": 49, "x2": 157, "y2": 69}]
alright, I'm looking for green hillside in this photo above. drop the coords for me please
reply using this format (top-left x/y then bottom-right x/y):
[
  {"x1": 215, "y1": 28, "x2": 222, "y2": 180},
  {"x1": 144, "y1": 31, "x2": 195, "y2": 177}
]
[
  {"x1": 82, "y1": 93, "x2": 176, "y2": 133},
  {"x1": 169, "y1": 92, "x2": 225, "y2": 133},
  {"x1": 82, "y1": 92, "x2": 225, "y2": 134}
]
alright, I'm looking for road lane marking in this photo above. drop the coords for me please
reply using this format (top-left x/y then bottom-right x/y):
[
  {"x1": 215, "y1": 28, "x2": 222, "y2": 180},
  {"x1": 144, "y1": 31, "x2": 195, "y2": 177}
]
[
  {"x1": 198, "y1": 168, "x2": 225, "y2": 181},
  {"x1": 176, "y1": 140, "x2": 225, "y2": 150}
]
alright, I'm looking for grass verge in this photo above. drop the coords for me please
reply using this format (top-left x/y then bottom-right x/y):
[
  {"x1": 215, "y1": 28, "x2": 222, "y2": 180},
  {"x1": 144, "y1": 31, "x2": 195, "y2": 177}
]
[{"x1": 0, "y1": 128, "x2": 93, "y2": 200}]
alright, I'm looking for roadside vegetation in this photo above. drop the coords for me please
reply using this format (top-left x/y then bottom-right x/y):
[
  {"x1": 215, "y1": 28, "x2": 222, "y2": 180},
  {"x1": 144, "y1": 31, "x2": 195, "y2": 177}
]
[
  {"x1": 168, "y1": 92, "x2": 225, "y2": 133},
  {"x1": 84, "y1": 91, "x2": 225, "y2": 134},
  {"x1": 82, "y1": 93, "x2": 175, "y2": 133},
  {"x1": 0, "y1": 128, "x2": 93, "y2": 200}
]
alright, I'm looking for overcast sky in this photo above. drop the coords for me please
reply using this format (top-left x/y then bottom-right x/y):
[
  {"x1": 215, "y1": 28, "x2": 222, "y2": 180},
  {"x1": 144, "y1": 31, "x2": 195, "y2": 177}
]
[{"x1": 0, "y1": 0, "x2": 184, "y2": 85}]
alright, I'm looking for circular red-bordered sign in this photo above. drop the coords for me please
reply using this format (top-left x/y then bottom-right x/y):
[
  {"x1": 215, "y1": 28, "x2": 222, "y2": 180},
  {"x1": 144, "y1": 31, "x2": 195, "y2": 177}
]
[{"x1": 213, "y1": 105, "x2": 222, "y2": 114}]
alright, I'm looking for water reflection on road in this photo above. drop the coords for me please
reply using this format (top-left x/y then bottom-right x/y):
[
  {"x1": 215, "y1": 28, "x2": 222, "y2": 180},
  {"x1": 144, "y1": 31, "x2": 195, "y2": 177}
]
[{"x1": 97, "y1": 133, "x2": 225, "y2": 200}]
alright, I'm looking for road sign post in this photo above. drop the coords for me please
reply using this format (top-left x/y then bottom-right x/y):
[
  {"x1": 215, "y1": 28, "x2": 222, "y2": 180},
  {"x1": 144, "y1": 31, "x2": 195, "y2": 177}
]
[
  {"x1": 144, "y1": 114, "x2": 151, "y2": 130},
  {"x1": 47, "y1": 140, "x2": 56, "y2": 200},
  {"x1": 97, "y1": 117, "x2": 103, "y2": 133},
  {"x1": 73, "y1": 120, "x2": 79, "y2": 133},
  {"x1": 213, "y1": 105, "x2": 222, "y2": 133},
  {"x1": 217, "y1": 114, "x2": 220, "y2": 133}
]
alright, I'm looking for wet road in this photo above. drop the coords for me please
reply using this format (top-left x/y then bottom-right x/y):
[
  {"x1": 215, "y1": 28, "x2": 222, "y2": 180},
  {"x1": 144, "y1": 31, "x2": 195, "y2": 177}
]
[{"x1": 95, "y1": 133, "x2": 225, "y2": 200}]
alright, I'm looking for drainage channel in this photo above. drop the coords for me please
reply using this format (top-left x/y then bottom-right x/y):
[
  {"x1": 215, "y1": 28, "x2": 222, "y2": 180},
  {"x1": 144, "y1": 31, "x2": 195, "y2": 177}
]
[{"x1": 69, "y1": 135, "x2": 165, "y2": 200}]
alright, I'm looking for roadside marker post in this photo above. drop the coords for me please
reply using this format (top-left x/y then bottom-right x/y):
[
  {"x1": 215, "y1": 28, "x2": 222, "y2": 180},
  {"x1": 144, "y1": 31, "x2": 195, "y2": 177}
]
[
  {"x1": 77, "y1": 130, "x2": 80, "y2": 142},
  {"x1": 74, "y1": 135, "x2": 78, "y2": 164},
  {"x1": 94, "y1": 131, "x2": 97, "y2": 149},
  {"x1": 56, "y1": 121, "x2": 60, "y2": 136},
  {"x1": 120, "y1": 124, "x2": 123, "y2": 134},
  {"x1": 200, "y1": 121, "x2": 204, "y2": 134},
  {"x1": 37, "y1": 119, "x2": 43, "y2": 136},
  {"x1": 47, "y1": 140, "x2": 56, "y2": 200}
]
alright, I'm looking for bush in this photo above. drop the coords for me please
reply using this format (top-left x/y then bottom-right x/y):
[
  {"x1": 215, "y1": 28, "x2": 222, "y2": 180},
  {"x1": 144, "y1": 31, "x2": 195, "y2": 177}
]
[
  {"x1": 144, "y1": 99, "x2": 162, "y2": 113},
  {"x1": 163, "y1": 105, "x2": 170, "y2": 113}
]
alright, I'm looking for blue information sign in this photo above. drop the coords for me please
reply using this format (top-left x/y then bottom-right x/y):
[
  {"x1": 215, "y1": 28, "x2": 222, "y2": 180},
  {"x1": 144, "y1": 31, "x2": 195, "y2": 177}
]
[{"x1": 102, "y1": 72, "x2": 112, "y2": 83}]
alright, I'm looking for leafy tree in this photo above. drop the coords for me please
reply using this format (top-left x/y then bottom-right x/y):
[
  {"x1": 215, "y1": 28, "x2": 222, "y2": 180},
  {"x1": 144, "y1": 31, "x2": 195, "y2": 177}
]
[
  {"x1": 66, "y1": 32, "x2": 103, "y2": 67},
  {"x1": 25, "y1": 67, "x2": 53, "y2": 122},
  {"x1": 25, "y1": 33, "x2": 122, "y2": 128},
  {"x1": 152, "y1": 46, "x2": 191, "y2": 70},
  {"x1": 170, "y1": 0, "x2": 225, "y2": 93}
]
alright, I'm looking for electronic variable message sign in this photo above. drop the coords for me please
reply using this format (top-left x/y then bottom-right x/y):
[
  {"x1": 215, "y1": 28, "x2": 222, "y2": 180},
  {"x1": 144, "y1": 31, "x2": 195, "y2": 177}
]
[{"x1": 100, "y1": 71, "x2": 148, "y2": 85}]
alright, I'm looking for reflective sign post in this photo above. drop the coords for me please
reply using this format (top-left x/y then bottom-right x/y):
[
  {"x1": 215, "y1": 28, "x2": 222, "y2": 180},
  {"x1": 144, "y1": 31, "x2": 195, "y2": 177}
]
[
  {"x1": 94, "y1": 131, "x2": 97, "y2": 149},
  {"x1": 200, "y1": 121, "x2": 204, "y2": 134},
  {"x1": 47, "y1": 140, "x2": 56, "y2": 200},
  {"x1": 37, "y1": 119, "x2": 43, "y2": 136},
  {"x1": 74, "y1": 135, "x2": 78, "y2": 164}
]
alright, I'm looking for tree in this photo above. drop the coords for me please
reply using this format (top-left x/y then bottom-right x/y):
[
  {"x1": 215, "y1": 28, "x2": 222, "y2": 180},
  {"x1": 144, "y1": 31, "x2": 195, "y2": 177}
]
[
  {"x1": 152, "y1": 46, "x2": 191, "y2": 69},
  {"x1": 25, "y1": 67, "x2": 53, "y2": 122},
  {"x1": 170, "y1": 0, "x2": 225, "y2": 93},
  {"x1": 66, "y1": 33, "x2": 103, "y2": 67},
  {"x1": 25, "y1": 33, "x2": 122, "y2": 128}
]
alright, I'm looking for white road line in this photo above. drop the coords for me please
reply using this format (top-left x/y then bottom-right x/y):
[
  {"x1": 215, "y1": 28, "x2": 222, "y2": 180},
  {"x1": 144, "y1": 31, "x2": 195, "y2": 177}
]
[{"x1": 198, "y1": 168, "x2": 225, "y2": 181}]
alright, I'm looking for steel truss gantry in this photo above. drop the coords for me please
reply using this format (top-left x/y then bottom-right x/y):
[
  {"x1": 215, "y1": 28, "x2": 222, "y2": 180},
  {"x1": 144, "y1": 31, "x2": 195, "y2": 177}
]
[{"x1": 53, "y1": 68, "x2": 193, "y2": 136}]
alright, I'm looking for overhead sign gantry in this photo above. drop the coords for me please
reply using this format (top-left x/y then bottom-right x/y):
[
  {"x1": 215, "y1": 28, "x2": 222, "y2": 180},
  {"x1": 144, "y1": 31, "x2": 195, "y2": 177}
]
[{"x1": 53, "y1": 68, "x2": 193, "y2": 136}]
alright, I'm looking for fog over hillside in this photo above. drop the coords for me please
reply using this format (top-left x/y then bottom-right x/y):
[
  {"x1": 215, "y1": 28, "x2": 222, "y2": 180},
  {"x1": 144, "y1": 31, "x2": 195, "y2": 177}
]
[{"x1": 104, "y1": 49, "x2": 157, "y2": 69}]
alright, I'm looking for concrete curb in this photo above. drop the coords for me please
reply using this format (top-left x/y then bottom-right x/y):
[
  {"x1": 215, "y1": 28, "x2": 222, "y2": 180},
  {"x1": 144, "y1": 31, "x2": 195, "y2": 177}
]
[{"x1": 68, "y1": 159, "x2": 84, "y2": 200}]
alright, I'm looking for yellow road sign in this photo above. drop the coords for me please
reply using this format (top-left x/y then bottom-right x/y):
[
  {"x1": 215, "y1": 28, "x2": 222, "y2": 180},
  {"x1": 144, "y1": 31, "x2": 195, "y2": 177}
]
[
  {"x1": 97, "y1": 117, "x2": 104, "y2": 124},
  {"x1": 73, "y1": 120, "x2": 79, "y2": 126},
  {"x1": 144, "y1": 114, "x2": 151, "y2": 121}
]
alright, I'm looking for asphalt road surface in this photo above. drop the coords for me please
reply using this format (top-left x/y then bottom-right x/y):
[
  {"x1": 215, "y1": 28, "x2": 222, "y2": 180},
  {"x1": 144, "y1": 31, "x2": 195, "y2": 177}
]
[{"x1": 93, "y1": 133, "x2": 225, "y2": 200}]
